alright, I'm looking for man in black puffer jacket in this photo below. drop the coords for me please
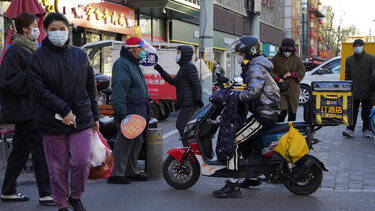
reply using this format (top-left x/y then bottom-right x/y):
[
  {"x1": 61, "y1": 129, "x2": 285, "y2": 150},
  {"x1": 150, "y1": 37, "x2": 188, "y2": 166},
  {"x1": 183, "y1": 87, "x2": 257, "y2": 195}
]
[
  {"x1": 154, "y1": 45, "x2": 203, "y2": 144},
  {"x1": 342, "y1": 39, "x2": 375, "y2": 139}
]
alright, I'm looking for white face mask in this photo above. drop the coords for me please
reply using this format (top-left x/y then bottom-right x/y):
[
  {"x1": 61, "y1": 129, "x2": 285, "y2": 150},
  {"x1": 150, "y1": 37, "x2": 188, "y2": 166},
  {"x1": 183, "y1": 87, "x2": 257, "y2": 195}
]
[
  {"x1": 283, "y1": 52, "x2": 292, "y2": 57},
  {"x1": 48, "y1": 30, "x2": 68, "y2": 47},
  {"x1": 236, "y1": 54, "x2": 244, "y2": 64},
  {"x1": 354, "y1": 46, "x2": 364, "y2": 54},
  {"x1": 28, "y1": 27, "x2": 40, "y2": 41},
  {"x1": 175, "y1": 54, "x2": 181, "y2": 62}
]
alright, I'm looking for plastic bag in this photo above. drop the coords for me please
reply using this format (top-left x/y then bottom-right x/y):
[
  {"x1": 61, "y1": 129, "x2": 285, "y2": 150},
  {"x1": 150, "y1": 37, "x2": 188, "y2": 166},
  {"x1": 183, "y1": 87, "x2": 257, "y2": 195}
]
[
  {"x1": 90, "y1": 132, "x2": 107, "y2": 167},
  {"x1": 89, "y1": 132, "x2": 114, "y2": 179},
  {"x1": 274, "y1": 122, "x2": 309, "y2": 163}
]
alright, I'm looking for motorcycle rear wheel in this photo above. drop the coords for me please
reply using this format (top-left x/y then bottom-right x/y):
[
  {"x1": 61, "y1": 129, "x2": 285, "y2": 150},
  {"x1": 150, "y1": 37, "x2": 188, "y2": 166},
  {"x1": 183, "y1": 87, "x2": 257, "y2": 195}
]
[
  {"x1": 284, "y1": 164, "x2": 323, "y2": 195},
  {"x1": 163, "y1": 155, "x2": 200, "y2": 189}
]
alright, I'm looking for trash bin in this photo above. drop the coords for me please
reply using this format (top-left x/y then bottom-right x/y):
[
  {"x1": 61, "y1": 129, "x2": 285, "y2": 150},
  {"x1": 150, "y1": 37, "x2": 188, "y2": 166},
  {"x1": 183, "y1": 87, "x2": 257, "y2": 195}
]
[{"x1": 304, "y1": 81, "x2": 353, "y2": 126}]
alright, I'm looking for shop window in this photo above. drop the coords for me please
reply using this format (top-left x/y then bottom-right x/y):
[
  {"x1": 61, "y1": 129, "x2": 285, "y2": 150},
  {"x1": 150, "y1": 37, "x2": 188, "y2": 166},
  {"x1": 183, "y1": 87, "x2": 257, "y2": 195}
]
[
  {"x1": 91, "y1": 49, "x2": 101, "y2": 74},
  {"x1": 152, "y1": 18, "x2": 166, "y2": 43},
  {"x1": 140, "y1": 14, "x2": 152, "y2": 41},
  {"x1": 102, "y1": 46, "x2": 113, "y2": 76}
]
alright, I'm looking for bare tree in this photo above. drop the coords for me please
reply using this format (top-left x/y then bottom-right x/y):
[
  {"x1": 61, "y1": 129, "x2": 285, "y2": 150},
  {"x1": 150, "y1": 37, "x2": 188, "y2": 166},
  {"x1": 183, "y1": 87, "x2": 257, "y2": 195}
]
[
  {"x1": 321, "y1": 6, "x2": 359, "y2": 56},
  {"x1": 321, "y1": 6, "x2": 336, "y2": 53}
]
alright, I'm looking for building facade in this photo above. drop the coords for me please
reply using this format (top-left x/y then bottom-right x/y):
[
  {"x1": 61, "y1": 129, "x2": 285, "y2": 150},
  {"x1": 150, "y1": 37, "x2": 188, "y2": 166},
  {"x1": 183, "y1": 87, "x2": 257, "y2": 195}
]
[
  {"x1": 299, "y1": 0, "x2": 324, "y2": 62},
  {"x1": 259, "y1": 0, "x2": 285, "y2": 58}
]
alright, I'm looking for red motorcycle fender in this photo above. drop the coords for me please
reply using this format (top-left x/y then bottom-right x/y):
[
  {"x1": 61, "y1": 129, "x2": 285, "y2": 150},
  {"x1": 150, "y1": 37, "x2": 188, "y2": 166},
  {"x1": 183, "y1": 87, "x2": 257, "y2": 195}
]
[
  {"x1": 167, "y1": 147, "x2": 188, "y2": 162},
  {"x1": 167, "y1": 147, "x2": 197, "y2": 163}
]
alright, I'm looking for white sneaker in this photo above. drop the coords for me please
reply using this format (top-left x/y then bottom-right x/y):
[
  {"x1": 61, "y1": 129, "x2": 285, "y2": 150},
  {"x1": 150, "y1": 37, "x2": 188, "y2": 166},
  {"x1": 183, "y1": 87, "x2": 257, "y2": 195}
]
[
  {"x1": 342, "y1": 129, "x2": 355, "y2": 138},
  {"x1": 363, "y1": 130, "x2": 371, "y2": 138},
  {"x1": 39, "y1": 195, "x2": 54, "y2": 204}
]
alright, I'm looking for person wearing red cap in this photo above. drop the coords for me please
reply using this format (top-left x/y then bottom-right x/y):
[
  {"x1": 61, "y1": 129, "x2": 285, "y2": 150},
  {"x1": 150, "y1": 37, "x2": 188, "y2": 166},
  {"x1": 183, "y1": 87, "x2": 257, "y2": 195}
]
[
  {"x1": 342, "y1": 39, "x2": 375, "y2": 138},
  {"x1": 270, "y1": 38, "x2": 306, "y2": 122},
  {"x1": 107, "y1": 36, "x2": 153, "y2": 184}
]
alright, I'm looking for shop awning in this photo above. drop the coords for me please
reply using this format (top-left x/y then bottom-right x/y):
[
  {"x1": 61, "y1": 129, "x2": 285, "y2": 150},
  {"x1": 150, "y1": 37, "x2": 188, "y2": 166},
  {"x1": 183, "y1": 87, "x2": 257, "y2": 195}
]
[
  {"x1": 125, "y1": 0, "x2": 200, "y2": 18},
  {"x1": 0, "y1": 0, "x2": 46, "y2": 62}
]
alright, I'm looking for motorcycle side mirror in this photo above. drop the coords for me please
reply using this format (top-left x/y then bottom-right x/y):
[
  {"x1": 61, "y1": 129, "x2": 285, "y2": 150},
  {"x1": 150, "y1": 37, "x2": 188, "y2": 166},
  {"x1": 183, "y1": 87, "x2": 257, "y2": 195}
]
[{"x1": 216, "y1": 72, "x2": 229, "y2": 84}]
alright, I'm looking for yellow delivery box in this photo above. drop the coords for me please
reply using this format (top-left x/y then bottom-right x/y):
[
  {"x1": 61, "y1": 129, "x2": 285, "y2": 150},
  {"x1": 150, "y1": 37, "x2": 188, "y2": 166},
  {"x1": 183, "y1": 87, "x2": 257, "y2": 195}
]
[{"x1": 304, "y1": 81, "x2": 353, "y2": 126}]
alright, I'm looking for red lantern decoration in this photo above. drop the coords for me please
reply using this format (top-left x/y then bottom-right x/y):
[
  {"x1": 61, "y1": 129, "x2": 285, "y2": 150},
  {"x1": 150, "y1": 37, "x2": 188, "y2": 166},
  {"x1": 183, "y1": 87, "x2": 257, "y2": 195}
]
[
  {"x1": 318, "y1": 19, "x2": 322, "y2": 24},
  {"x1": 318, "y1": 35, "x2": 322, "y2": 41},
  {"x1": 318, "y1": 51, "x2": 322, "y2": 56},
  {"x1": 310, "y1": 13, "x2": 314, "y2": 19},
  {"x1": 310, "y1": 47, "x2": 314, "y2": 53},
  {"x1": 310, "y1": 31, "x2": 314, "y2": 37}
]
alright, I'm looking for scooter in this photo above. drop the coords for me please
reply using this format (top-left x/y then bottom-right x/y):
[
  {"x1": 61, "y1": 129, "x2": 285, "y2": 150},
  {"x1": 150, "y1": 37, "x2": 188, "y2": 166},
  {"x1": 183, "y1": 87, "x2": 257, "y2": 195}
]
[{"x1": 162, "y1": 75, "x2": 329, "y2": 195}]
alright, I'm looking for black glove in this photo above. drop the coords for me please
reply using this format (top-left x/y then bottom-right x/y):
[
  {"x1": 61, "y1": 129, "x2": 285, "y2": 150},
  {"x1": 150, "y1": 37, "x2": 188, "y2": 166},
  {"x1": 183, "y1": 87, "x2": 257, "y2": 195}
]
[
  {"x1": 154, "y1": 64, "x2": 164, "y2": 73},
  {"x1": 196, "y1": 100, "x2": 204, "y2": 108}
]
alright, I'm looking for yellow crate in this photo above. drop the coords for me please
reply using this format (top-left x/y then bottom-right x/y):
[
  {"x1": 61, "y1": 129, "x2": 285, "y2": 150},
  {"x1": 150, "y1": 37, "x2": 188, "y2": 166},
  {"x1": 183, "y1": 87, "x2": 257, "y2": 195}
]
[{"x1": 340, "y1": 36, "x2": 375, "y2": 80}]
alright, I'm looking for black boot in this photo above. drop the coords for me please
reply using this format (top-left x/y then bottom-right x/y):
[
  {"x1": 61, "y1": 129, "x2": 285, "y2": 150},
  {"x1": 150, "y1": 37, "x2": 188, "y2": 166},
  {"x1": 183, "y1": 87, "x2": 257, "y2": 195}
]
[
  {"x1": 240, "y1": 178, "x2": 262, "y2": 188},
  {"x1": 212, "y1": 180, "x2": 241, "y2": 198},
  {"x1": 68, "y1": 196, "x2": 86, "y2": 211}
]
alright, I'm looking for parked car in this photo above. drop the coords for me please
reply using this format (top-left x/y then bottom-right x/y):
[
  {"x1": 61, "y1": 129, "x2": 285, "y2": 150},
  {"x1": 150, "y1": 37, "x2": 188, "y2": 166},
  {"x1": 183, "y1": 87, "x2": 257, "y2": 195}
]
[{"x1": 299, "y1": 56, "x2": 341, "y2": 105}]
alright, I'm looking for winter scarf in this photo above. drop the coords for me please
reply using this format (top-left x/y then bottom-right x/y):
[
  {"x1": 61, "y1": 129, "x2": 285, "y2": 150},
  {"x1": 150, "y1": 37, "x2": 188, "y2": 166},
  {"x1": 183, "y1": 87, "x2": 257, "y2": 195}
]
[{"x1": 11, "y1": 33, "x2": 38, "y2": 53}]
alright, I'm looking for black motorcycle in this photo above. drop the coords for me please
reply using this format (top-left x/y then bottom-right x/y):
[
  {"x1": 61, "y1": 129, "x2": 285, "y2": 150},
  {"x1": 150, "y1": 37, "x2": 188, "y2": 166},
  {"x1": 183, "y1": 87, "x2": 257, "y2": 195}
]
[{"x1": 162, "y1": 74, "x2": 329, "y2": 195}]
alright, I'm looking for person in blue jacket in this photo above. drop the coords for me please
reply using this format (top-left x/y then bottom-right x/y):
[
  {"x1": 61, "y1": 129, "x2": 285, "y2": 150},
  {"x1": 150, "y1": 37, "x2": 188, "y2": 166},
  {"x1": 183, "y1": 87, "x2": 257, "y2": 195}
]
[{"x1": 107, "y1": 37, "x2": 155, "y2": 184}]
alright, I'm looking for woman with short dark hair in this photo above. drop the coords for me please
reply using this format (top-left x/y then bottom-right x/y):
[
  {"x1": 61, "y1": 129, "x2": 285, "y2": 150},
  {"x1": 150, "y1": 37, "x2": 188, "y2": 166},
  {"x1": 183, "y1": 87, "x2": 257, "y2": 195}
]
[
  {"x1": 0, "y1": 12, "x2": 53, "y2": 204},
  {"x1": 29, "y1": 12, "x2": 99, "y2": 211}
]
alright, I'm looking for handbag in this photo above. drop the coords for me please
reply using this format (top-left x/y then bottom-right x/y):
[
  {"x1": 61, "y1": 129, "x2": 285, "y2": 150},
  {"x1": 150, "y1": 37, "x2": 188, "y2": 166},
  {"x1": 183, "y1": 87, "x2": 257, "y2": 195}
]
[{"x1": 277, "y1": 78, "x2": 289, "y2": 91}]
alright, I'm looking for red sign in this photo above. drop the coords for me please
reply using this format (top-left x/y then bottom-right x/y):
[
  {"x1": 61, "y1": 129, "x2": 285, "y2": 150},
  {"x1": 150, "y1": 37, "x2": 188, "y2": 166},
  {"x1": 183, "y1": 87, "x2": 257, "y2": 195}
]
[
  {"x1": 261, "y1": 0, "x2": 274, "y2": 9},
  {"x1": 144, "y1": 73, "x2": 176, "y2": 104},
  {"x1": 320, "y1": 50, "x2": 329, "y2": 58},
  {"x1": 141, "y1": 34, "x2": 165, "y2": 43}
]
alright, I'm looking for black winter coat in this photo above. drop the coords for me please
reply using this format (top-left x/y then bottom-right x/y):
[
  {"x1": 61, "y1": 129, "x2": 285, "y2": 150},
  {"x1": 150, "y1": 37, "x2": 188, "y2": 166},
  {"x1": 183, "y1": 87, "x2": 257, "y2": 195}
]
[
  {"x1": 345, "y1": 51, "x2": 375, "y2": 100},
  {"x1": 159, "y1": 45, "x2": 202, "y2": 108},
  {"x1": 0, "y1": 45, "x2": 33, "y2": 124},
  {"x1": 29, "y1": 38, "x2": 99, "y2": 135}
]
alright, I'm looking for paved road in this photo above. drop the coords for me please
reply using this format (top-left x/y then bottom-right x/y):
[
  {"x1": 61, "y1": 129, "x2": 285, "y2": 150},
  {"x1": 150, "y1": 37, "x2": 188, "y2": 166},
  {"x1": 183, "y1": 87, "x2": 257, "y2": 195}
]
[{"x1": 1, "y1": 106, "x2": 375, "y2": 210}]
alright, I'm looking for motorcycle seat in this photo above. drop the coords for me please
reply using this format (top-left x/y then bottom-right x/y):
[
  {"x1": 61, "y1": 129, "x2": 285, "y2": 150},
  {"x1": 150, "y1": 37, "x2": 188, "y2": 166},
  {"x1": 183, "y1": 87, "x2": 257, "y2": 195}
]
[{"x1": 260, "y1": 121, "x2": 311, "y2": 134}]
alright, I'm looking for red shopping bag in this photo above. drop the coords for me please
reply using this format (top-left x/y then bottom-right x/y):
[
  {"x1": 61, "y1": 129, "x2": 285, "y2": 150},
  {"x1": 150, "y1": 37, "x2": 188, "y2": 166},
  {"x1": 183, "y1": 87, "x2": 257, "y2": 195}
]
[{"x1": 88, "y1": 132, "x2": 114, "y2": 179}]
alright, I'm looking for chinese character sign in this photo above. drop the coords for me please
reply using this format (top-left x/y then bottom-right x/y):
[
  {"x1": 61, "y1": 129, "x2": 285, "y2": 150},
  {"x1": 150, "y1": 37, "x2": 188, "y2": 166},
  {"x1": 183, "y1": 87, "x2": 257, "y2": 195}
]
[
  {"x1": 120, "y1": 114, "x2": 146, "y2": 139},
  {"x1": 54, "y1": 0, "x2": 135, "y2": 35},
  {"x1": 140, "y1": 53, "x2": 159, "y2": 66}
]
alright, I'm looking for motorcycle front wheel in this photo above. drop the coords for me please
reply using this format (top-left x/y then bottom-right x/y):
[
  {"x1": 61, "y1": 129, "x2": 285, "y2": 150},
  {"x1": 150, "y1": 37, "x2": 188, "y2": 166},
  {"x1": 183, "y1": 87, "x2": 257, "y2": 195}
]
[
  {"x1": 284, "y1": 163, "x2": 323, "y2": 195},
  {"x1": 163, "y1": 155, "x2": 200, "y2": 189}
]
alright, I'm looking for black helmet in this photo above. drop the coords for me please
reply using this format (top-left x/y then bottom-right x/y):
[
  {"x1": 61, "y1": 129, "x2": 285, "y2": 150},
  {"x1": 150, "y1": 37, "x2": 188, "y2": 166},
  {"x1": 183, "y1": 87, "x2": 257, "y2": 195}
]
[{"x1": 228, "y1": 36, "x2": 261, "y2": 59}]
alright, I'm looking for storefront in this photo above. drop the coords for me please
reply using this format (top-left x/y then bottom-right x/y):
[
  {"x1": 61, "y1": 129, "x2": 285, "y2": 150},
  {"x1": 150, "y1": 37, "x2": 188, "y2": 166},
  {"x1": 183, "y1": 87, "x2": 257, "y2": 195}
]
[
  {"x1": 259, "y1": 0, "x2": 285, "y2": 46},
  {"x1": 38, "y1": 0, "x2": 135, "y2": 74},
  {"x1": 262, "y1": 42, "x2": 278, "y2": 58}
]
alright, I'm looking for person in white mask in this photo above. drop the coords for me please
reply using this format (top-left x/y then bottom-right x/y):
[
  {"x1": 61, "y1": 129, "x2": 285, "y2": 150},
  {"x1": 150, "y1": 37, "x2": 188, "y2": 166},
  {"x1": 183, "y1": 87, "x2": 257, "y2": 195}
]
[
  {"x1": 270, "y1": 38, "x2": 306, "y2": 122},
  {"x1": 0, "y1": 12, "x2": 53, "y2": 205},
  {"x1": 28, "y1": 12, "x2": 99, "y2": 211},
  {"x1": 342, "y1": 39, "x2": 375, "y2": 139}
]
